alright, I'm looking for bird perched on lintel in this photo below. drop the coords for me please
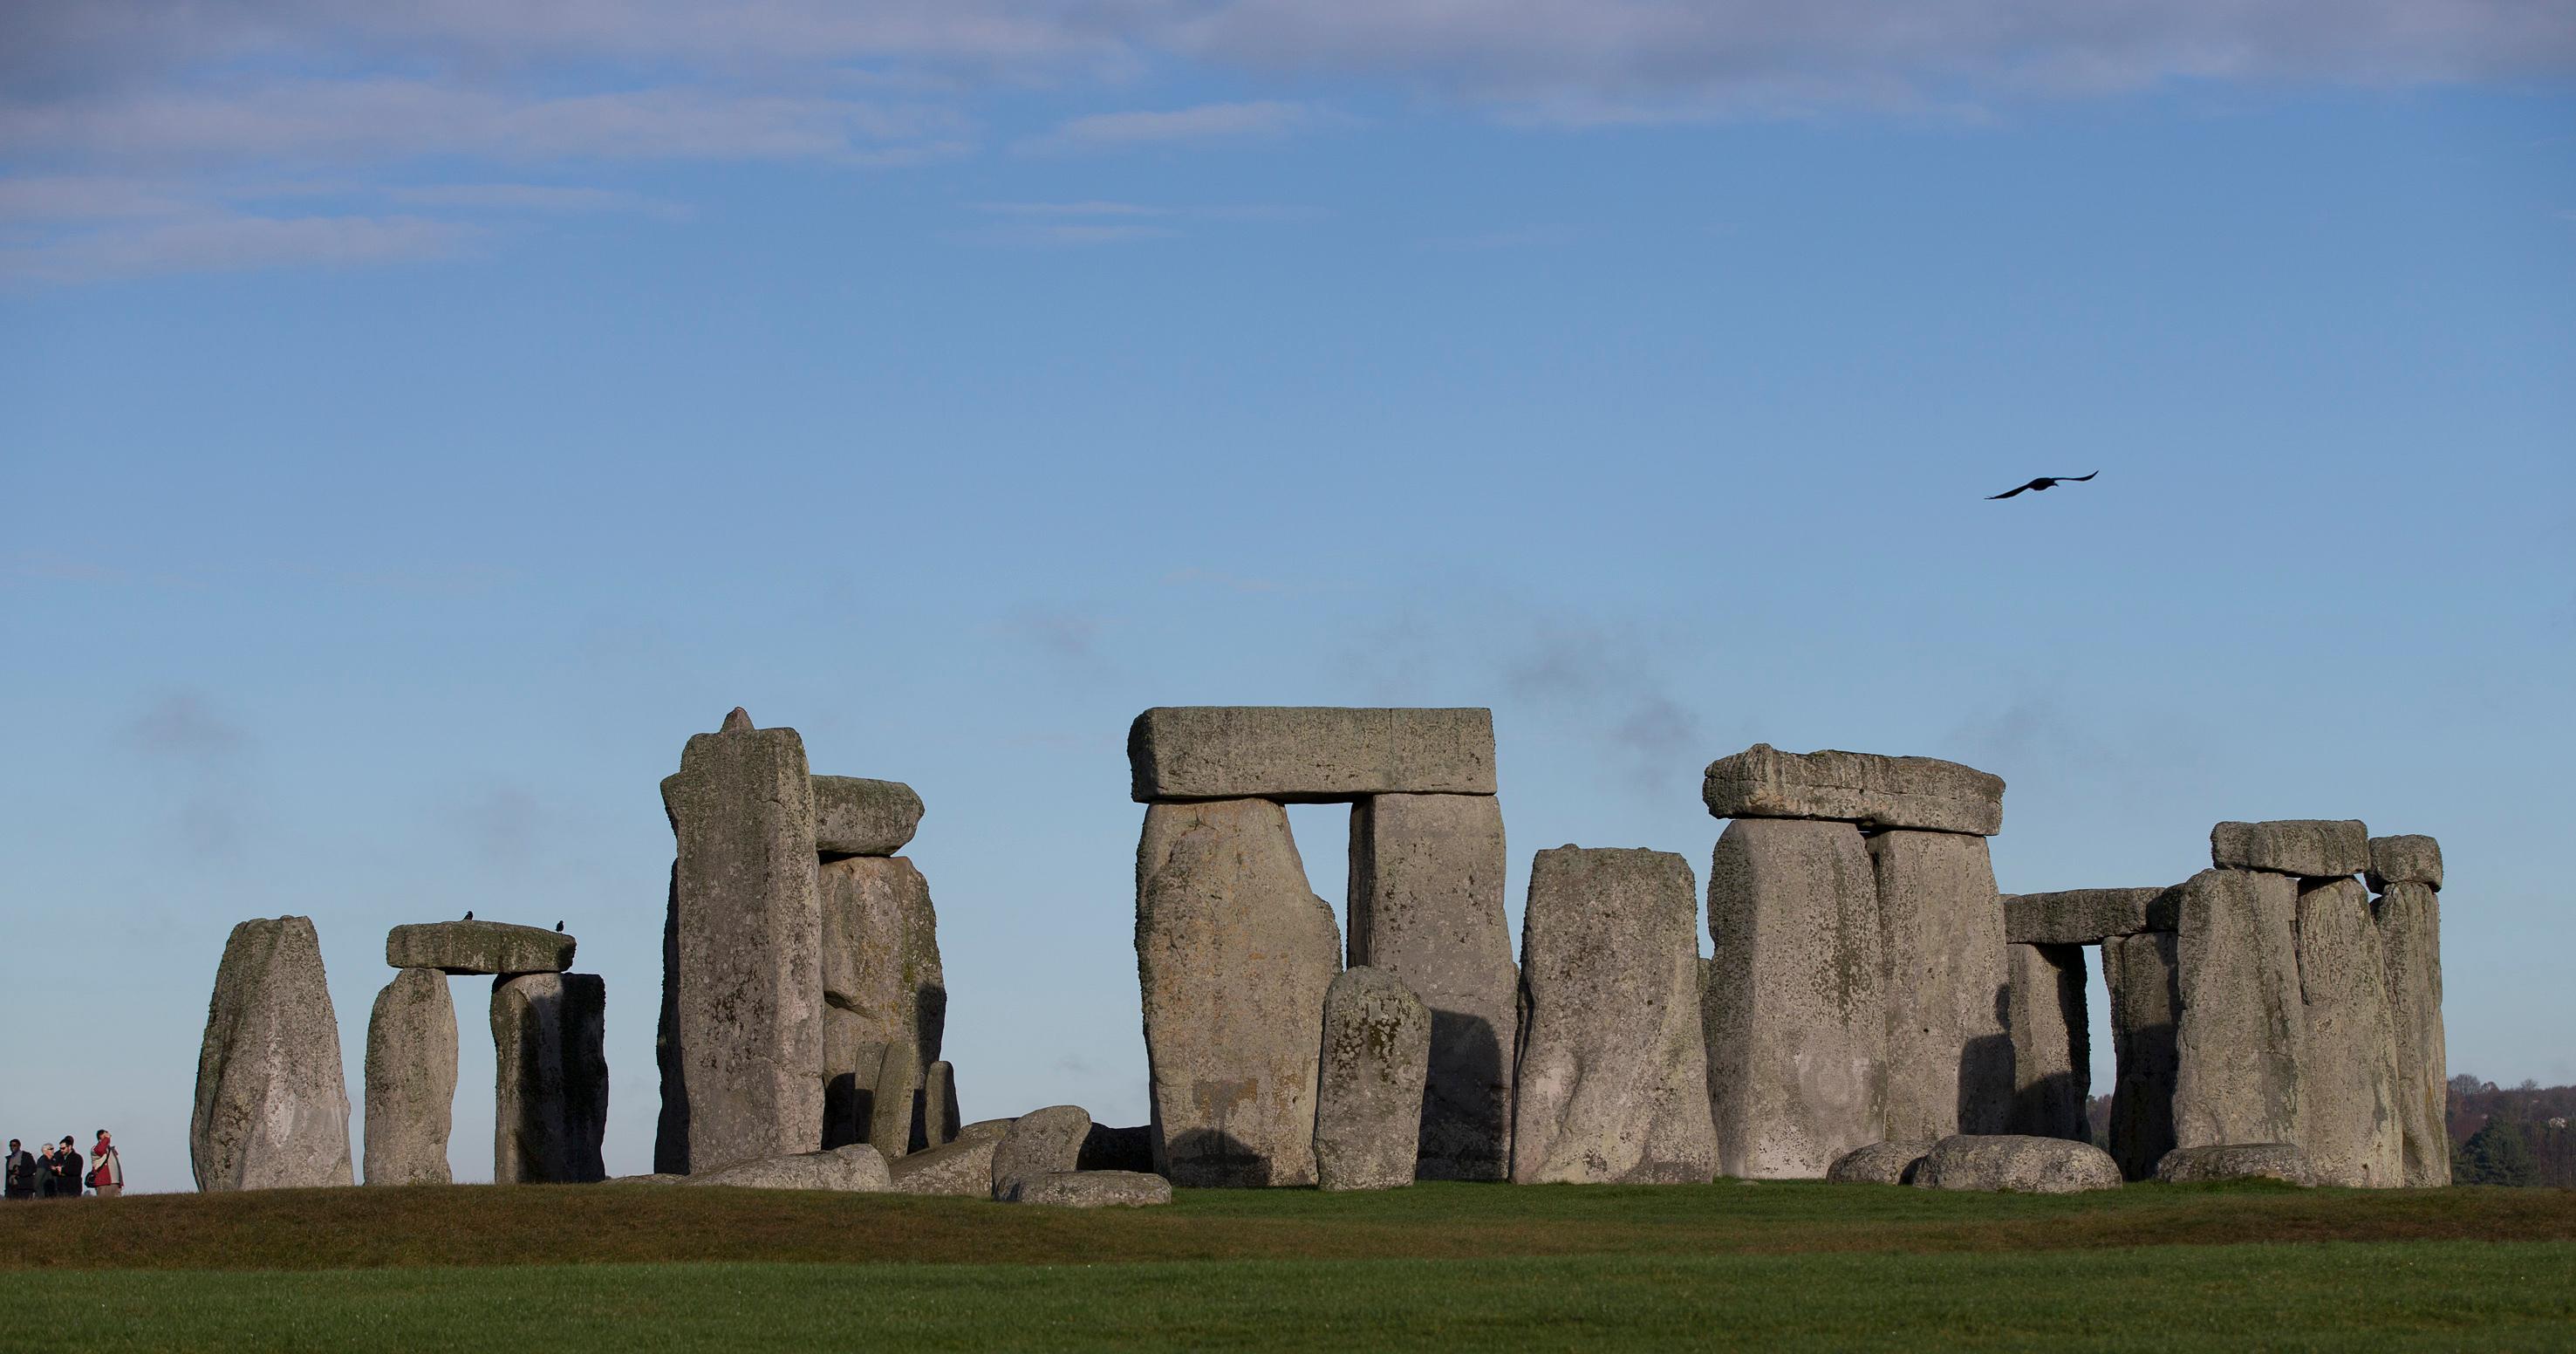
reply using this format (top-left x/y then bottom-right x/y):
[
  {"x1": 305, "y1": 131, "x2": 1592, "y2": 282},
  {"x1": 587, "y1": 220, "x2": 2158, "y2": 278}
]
[{"x1": 1987, "y1": 471, "x2": 2098, "y2": 500}]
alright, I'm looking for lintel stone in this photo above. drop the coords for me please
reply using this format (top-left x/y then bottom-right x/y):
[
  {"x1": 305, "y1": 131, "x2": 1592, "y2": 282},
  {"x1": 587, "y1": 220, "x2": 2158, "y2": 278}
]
[
  {"x1": 386, "y1": 920, "x2": 574, "y2": 976},
  {"x1": 2366, "y1": 835, "x2": 2443, "y2": 892},
  {"x1": 1128, "y1": 707, "x2": 1496, "y2": 803},
  {"x1": 2003, "y1": 887, "x2": 2179, "y2": 946},
  {"x1": 2210, "y1": 820, "x2": 2368, "y2": 878},
  {"x1": 1701, "y1": 743, "x2": 2003, "y2": 836},
  {"x1": 812, "y1": 776, "x2": 924, "y2": 857}
]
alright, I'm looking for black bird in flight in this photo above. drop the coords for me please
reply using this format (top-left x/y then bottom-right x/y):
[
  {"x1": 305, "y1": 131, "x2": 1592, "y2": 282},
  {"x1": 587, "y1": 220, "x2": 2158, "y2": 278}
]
[{"x1": 1987, "y1": 471, "x2": 2097, "y2": 500}]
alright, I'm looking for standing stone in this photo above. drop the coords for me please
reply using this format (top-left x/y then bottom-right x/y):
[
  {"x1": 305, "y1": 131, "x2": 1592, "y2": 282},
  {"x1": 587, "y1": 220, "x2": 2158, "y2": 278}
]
[
  {"x1": 869, "y1": 1036, "x2": 922, "y2": 1161},
  {"x1": 192, "y1": 917, "x2": 355, "y2": 1192},
  {"x1": 2101, "y1": 930, "x2": 2181, "y2": 1180},
  {"x1": 2005, "y1": 943, "x2": 2089, "y2": 1140},
  {"x1": 492, "y1": 973, "x2": 608, "y2": 1185},
  {"x1": 922, "y1": 1060, "x2": 960, "y2": 1150},
  {"x1": 660, "y1": 711, "x2": 823, "y2": 1173},
  {"x1": 2376, "y1": 879, "x2": 2449, "y2": 1186},
  {"x1": 2293, "y1": 878, "x2": 2402, "y2": 1187},
  {"x1": 364, "y1": 967, "x2": 456, "y2": 1186},
  {"x1": 2171, "y1": 868, "x2": 2306, "y2": 1149},
  {"x1": 1705, "y1": 819, "x2": 1885, "y2": 1179},
  {"x1": 1315, "y1": 967, "x2": 1431, "y2": 1192},
  {"x1": 1128, "y1": 707, "x2": 1496, "y2": 801},
  {"x1": 2210, "y1": 820, "x2": 2369, "y2": 879},
  {"x1": 653, "y1": 864, "x2": 687, "y2": 1174},
  {"x1": 1347, "y1": 792, "x2": 1516, "y2": 1180},
  {"x1": 1513, "y1": 847, "x2": 1715, "y2": 1184},
  {"x1": 1138, "y1": 798, "x2": 1341, "y2": 1186},
  {"x1": 1869, "y1": 831, "x2": 2012, "y2": 1140},
  {"x1": 817, "y1": 855, "x2": 946, "y2": 1150},
  {"x1": 1702, "y1": 744, "x2": 2004, "y2": 836}
]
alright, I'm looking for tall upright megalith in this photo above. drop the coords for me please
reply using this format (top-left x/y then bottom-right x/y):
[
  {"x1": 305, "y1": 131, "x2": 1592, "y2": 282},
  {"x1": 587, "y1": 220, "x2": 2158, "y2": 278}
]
[
  {"x1": 818, "y1": 853, "x2": 946, "y2": 1152},
  {"x1": 659, "y1": 708, "x2": 823, "y2": 1173},
  {"x1": 364, "y1": 967, "x2": 456, "y2": 1186},
  {"x1": 1314, "y1": 967, "x2": 1432, "y2": 1192},
  {"x1": 2102, "y1": 928, "x2": 2181, "y2": 1180},
  {"x1": 193, "y1": 916, "x2": 355, "y2": 1192},
  {"x1": 1704, "y1": 817, "x2": 1886, "y2": 1179},
  {"x1": 493, "y1": 972, "x2": 609, "y2": 1184},
  {"x1": 2004, "y1": 942, "x2": 2089, "y2": 1140},
  {"x1": 2370, "y1": 834, "x2": 2448, "y2": 1187},
  {"x1": 2293, "y1": 878, "x2": 2402, "y2": 1187},
  {"x1": 1137, "y1": 797, "x2": 1342, "y2": 1186},
  {"x1": 1869, "y1": 831, "x2": 2012, "y2": 1140},
  {"x1": 1348, "y1": 792, "x2": 1517, "y2": 1180},
  {"x1": 2171, "y1": 865, "x2": 2306, "y2": 1148}
]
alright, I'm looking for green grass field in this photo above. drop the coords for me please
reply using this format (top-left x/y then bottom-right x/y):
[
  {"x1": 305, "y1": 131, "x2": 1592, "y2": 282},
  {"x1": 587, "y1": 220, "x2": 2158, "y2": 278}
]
[{"x1": 3, "y1": 1181, "x2": 2572, "y2": 1351}]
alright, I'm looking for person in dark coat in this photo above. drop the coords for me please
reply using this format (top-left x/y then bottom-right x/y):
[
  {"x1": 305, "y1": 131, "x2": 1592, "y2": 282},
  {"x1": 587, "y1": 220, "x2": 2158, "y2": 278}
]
[
  {"x1": 3, "y1": 1139, "x2": 33, "y2": 1200},
  {"x1": 48, "y1": 1138, "x2": 83, "y2": 1199}
]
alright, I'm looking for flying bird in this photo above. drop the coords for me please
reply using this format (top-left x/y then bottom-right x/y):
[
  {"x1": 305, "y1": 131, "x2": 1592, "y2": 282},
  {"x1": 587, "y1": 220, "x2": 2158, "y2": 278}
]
[{"x1": 1986, "y1": 471, "x2": 2097, "y2": 500}]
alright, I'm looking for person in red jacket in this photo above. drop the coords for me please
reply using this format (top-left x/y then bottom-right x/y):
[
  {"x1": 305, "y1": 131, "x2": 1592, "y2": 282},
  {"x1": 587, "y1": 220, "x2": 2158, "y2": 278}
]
[{"x1": 88, "y1": 1131, "x2": 123, "y2": 1198}]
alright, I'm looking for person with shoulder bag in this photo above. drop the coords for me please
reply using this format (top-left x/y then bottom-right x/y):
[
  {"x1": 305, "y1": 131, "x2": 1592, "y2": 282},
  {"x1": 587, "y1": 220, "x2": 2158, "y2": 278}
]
[{"x1": 88, "y1": 1131, "x2": 123, "y2": 1198}]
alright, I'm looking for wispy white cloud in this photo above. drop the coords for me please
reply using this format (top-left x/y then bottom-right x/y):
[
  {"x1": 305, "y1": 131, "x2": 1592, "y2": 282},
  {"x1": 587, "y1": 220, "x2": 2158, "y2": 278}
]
[
  {"x1": 2, "y1": 210, "x2": 474, "y2": 283},
  {"x1": 384, "y1": 182, "x2": 687, "y2": 218},
  {"x1": 1017, "y1": 100, "x2": 1348, "y2": 154}
]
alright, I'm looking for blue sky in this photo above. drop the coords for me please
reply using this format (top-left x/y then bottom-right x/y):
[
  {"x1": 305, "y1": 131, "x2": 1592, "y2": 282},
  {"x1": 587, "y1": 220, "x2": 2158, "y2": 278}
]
[{"x1": 3, "y1": 2, "x2": 2571, "y2": 1193}]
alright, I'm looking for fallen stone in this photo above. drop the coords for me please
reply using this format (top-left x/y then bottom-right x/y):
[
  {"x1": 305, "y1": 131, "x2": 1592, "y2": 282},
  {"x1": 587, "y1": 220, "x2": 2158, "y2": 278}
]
[
  {"x1": 922, "y1": 1060, "x2": 960, "y2": 1149},
  {"x1": 492, "y1": 973, "x2": 609, "y2": 1184},
  {"x1": 2293, "y1": 878, "x2": 2402, "y2": 1187},
  {"x1": 1315, "y1": 967, "x2": 1431, "y2": 1192},
  {"x1": 2172, "y1": 868, "x2": 2306, "y2": 1149},
  {"x1": 363, "y1": 968, "x2": 456, "y2": 1186},
  {"x1": 811, "y1": 776, "x2": 925, "y2": 857},
  {"x1": 1911, "y1": 1134, "x2": 2123, "y2": 1193},
  {"x1": 610, "y1": 1173, "x2": 687, "y2": 1185},
  {"x1": 385, "y1": 920, "x2": 574, "y2": 976},
  {"x1": 2005, "y1": 943, "x2": 2090, "y2": 1140},
  {"x1": 1078, "y1": 1124, "x2": 1155, "y2": 1173},
  {"x1": 1513, "y1": 846, "x2": 1716, "y2": 1185},
  {"x1": 955, "y1": 1118, "x2": 1015, "y2": 1146},
  {"x1": 2154, "y1": 1142, "x2": 2312, "y2": 1186},
  {"x1": 659, "y1": 711, "x2": 823, "y2": 1173},
  {"x1": 1347, "y1": 792, "x2": 1517, "y2": 1182},
  {"x1": 687, "y1": 1144, "x2": 891, "y2": 1192},
  {"x1": 1137, "y1": 799, "x2": 1340, "y2": 1186},
  {"x1": 1701, "y1": 743, "x2": 2004, "y2": 836},
  {"x1": 1870, "y1": 831, "x2": 2012, "y2": 1140},
  {"x1": 887, "y1": 1134, "x2": 1001, "y2": 1196},
  {"x1": 817, "y1": 855, "x2": 946, "y2": 1152},
  {"x1": 1705, "y1": 819, "x2": 1886, "y2": 1179},
  {"x1": 870, "y1": 1037, "x2": 922, "y2": 1160},
  {"x1": 2002, "y1": 888, "x2": 2176, "y2": 946},
  {"x1": 2102, "y1": 931, "x2": 2181, "y2": 1181},
  {"x1": 2210, "y1": 820, "x2": 2368, "y2": 879},
  {"x1": 1128, "y1": 707, "x2": 1497, "y2": 802},
  {"x1": 1827, "y1": 1141, "x2": 1933, "y2": 1185},
  {"x1": 1001, "y1": 1171, "x2": 1174, "y2": 1207},
  {"x1": 991, "y1": 1105, "x2": 1091, "y2": 1200},
  {"x1": 192, "y1": 916, "x2": 355, "y2": 1192},
  {"x1": 2376, "y1": 880, "x2": 2449, "y2": 1186},
  {"x1": 2366, "y1": 835, "x2": 2443, "y2": 892}
]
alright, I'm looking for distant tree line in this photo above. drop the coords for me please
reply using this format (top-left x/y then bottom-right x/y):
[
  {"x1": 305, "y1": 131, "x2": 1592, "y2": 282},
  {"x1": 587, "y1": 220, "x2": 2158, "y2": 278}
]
[{"x1": 2449, "y1": 1075, "x2": 2576, "y2": 1188}]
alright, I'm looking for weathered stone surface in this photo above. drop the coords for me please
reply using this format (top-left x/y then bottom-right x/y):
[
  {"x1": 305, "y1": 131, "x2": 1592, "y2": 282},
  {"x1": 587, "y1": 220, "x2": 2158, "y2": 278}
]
[
  {"x1": 1137, "y1": 799, "x2": 1341, "y2": 1186},
  {"x1": 870, "y1": 1037, "x2": 922, "y2": 1160},
  {"x1": 1869, "y1": 831, "x2": 2012, "y2": 1141},
  {"x1": 1078, "y1": 1124, "x2": 1155, "y2": 1173},
  {"x1": 385, "y1": 920, "x2": 574, "y2": 976},
  {"x1": 2210, "y1": 820, "x2": 2368, "y2": 879},
  {"x1": 192, "y1": 916, "x2": 355, "y2": 1192},
  {"x1": 687, "y1": 1144, "x2": 891, "y2": 1192},
  {"x1": 887, "y1": 1134, "x2": 1000, "y2": 1196},
  {"x1": 1827, "y1": 1141, "x2": 1932, "y2": 1185},
  {"x1": 2005, "y1": 943, "x2": 2089, "y2": 1140},
  {"x1": 991, "y1": 1105, "x2": 1091, "y2": 1200},
  {"x1": 2155, "y1": 1142, "x2": 2311, "y2": 1185},
  {"x1": 1705, "y1": 819, "x2": 1885, "y2": 1180},
  {"x1": 364, "y1": 968, "x2": 455, "y2": 1186},
  {"x1": 2102, "y1": 931, "x2": 2181, "y2": 1181},
  {"x1": 922, "y1": 1061, "x2": 960, "y2": 1149},
  {"x1": 1702, "y1": 743, "x2": 2004, "y2": 836},
  {"x1": 2002, "y1": 888, "x2": 2175, "y2": 946},
  {"x1": 2293, "y1": 878, "x2": 2402, "y2": 1187},
  {"x1": 659, "y1": 713, "x2": 823, "y2": 1173},
  {"x1": 653, "y1": 864, "x2": 687, "y2": 1175},
  {"x1": 1001, "y1": 1171, "x2": 1174, "y2": 1207},
  {"x1": 1315, "y1": 967, "x2": 1431, "y2": 1192},
  {"x1": 2376, "y1": 880, "x2": 2449, "y2": 1187},
  {"x1": 1128, "y1": 707, "x2": 1497, "y2": 803},
  {"x1": 2172, "y1": 868, "x2": 2306, "y2": 1149},
  {"x1": 493, "y1": 973, "x2": 608, "y2": 1185},
  {"x1": 811, "y1": 776, "x2": 925, "y2": 857},
  {"x1": 817, "y1": 855, "x2": 946, "y2": 1151},
  {"x1": 1513, "y1": 847, "x2": 1716, "y2": 1185},
  {"x1": 1912, "y1": 1134, "x2": 2123, "y2": 1193},
  {"x1": 2367, "y1": 835, "x2": 2443, "y2": 892},
  {"x1": 1347, "y1": 792, "x2": 1516, "y2": 1181}
]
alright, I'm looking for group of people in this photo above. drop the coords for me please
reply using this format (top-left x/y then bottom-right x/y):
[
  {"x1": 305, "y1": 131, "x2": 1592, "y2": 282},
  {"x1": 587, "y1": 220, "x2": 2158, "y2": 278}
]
[{"x1": 3, "y1": 1131, "x2": 122, "y2": 1199}]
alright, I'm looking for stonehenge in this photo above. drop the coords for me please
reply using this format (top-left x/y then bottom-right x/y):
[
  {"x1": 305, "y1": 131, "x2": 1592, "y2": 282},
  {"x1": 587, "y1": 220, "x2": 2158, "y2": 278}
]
[{"x1": 187, "y1": 706, "x2": 2450, "y2": 1202}]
